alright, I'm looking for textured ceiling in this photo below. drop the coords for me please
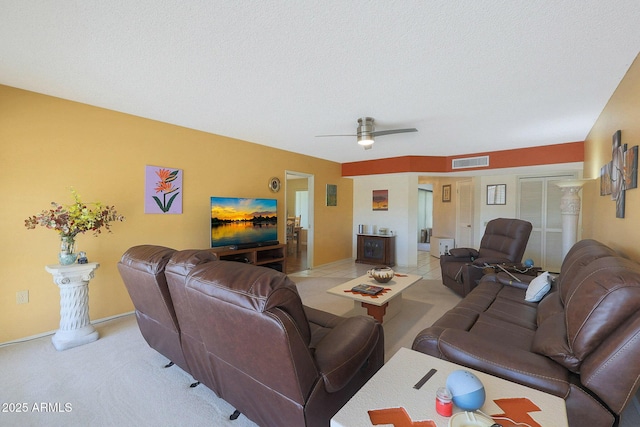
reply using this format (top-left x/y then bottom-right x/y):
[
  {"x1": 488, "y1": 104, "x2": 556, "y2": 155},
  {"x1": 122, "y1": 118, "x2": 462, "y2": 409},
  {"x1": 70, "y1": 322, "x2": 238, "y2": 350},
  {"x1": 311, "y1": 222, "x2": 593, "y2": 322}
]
[{"x1": 1, "y1": 1, "x2": 639, "y2": 163}]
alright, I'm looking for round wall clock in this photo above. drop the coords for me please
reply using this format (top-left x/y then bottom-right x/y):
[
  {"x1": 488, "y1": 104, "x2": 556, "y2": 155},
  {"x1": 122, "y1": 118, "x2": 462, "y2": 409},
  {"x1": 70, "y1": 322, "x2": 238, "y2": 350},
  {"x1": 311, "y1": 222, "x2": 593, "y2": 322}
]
[{"x1": 268, "y1": 177, "x2": 281, "y2": 192}]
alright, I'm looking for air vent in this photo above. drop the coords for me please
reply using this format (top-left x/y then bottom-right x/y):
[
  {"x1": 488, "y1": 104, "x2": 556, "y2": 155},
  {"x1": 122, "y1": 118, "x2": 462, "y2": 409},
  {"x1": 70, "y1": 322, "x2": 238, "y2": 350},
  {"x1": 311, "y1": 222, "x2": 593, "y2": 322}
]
[{"x1": 452, "y1": 156, "x2": 489, "y2": 169}]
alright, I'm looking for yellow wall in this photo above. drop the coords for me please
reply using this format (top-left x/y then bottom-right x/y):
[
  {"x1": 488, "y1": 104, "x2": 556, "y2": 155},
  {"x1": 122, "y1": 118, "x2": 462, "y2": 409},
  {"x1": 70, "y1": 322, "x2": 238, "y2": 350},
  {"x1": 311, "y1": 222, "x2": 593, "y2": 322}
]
[
  {"x1": 0, "y1": 85, "x2": 353, "y2": 342},
  {"x1": 583, "y1": 54, "x2": 640, "y2": 259}
]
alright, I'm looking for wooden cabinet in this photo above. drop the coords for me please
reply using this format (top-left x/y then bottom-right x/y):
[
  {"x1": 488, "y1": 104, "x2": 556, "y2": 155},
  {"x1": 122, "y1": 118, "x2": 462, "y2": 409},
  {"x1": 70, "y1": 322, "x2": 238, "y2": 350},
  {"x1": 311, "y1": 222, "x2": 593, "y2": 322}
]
[
  {"x1": 356, "y1": 234, "x2": 395, "y2": 267},
  {"x1": 210, "y1": 244, "x2": 286, "y2": 272}
]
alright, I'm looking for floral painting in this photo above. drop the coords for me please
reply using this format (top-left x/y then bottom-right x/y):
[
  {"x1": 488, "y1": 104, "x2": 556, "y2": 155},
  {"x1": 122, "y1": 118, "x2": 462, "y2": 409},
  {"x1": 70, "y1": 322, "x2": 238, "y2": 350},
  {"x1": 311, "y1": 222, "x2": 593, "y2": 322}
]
[{"x1": 145, "y1": 166, "x2": 182, "y2": 214}]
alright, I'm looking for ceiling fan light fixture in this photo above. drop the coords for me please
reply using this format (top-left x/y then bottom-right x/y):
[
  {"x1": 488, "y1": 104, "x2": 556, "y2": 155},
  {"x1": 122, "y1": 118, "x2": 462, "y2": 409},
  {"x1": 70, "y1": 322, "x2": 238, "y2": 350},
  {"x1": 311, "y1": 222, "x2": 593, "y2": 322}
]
[
  {"x1": 357, "y1": 117, "x2": 375, "y2": 148},
  {"x1": 357, "y1": 135, "x2": 374, "y2": 147},
  {"x1": 315, "y1": 116, "x2": 416, "y2": 151}
]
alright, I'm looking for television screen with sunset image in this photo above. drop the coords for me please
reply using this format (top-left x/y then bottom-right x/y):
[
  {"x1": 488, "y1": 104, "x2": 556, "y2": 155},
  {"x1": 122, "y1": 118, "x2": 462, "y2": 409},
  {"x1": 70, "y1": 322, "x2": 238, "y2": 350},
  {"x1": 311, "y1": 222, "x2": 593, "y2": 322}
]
[{"x1": 210, "y1": 197, "x2": 278, "y2": 248}]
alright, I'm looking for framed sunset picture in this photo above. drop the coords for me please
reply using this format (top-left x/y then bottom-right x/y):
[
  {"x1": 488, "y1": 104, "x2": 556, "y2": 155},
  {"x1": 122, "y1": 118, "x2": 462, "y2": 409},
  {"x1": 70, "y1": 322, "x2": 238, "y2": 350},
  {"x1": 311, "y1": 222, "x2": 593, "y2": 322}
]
[{"x1": 372, "y1": 190, "x2": 388, "y2": 211}]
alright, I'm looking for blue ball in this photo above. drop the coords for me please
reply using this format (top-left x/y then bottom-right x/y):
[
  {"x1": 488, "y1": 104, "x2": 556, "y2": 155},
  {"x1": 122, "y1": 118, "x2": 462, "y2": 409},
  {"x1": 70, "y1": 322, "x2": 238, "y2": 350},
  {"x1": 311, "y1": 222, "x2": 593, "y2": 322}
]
[
  {"x1": 446, "y1": 370, "x2": 485, "y2": 411},
  {"x1": 524, "y1": 258, "x2": 534, "y2": 268}
]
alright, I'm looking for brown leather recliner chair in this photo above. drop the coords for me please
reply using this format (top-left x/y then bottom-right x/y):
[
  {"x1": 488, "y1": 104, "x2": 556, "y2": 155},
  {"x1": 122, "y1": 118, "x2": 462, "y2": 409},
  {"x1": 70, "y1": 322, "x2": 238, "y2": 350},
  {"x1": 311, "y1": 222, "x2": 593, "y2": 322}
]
[
  {"x1": 117, "y1": 245, "x2": 186, "y2": 370},
  {"x1": 184, "y1": 260, "x2": 385, "y2": 427},
  {"x1": 440, "y1": 217, "x2": 532, "y2": 296}
]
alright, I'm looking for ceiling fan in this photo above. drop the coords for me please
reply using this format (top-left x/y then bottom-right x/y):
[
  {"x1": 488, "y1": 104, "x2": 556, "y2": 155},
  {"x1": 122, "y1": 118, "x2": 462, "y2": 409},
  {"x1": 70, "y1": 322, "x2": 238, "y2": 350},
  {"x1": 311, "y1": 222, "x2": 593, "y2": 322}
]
[{"x1": 316, "y1": 117, "x2": 418, "y2": 150}]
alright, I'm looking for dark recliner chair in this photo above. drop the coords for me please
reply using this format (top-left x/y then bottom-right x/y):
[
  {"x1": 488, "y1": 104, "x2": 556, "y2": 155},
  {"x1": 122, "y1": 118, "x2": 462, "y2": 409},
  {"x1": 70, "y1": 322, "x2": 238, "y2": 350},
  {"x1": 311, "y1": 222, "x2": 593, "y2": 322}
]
[
  {"x1": 440, "y1": 218, "x2": 533, "y2": 296},
  {"x1": 185, "y1": 260, "x2": 384, "y2": 427},
  {"x1": 117, "y1": 245, "x2": 186, "y2": 370}
]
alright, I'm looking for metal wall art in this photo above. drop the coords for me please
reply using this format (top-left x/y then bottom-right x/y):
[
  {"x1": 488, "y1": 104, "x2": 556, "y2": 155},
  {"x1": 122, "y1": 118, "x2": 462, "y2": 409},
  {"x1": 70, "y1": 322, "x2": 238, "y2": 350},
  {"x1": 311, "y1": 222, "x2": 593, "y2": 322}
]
[{"x1": 599, "y1": 130, "x2": 638, "y2": 218}]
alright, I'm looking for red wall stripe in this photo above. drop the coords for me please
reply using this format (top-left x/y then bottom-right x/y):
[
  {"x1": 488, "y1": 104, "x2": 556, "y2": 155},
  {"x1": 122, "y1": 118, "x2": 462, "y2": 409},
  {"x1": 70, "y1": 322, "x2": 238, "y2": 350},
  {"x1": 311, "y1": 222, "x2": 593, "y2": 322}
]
[{"x1": 341, "y1": 141, "x2": 584, "y2": 176}]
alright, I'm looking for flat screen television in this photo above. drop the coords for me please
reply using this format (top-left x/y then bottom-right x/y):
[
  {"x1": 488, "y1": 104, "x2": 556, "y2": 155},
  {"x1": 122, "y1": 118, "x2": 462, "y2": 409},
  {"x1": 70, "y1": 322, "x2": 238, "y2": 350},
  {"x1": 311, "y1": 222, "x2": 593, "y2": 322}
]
[{"x1": 210, "y1": 196, "x2": 278, "y2": 248}]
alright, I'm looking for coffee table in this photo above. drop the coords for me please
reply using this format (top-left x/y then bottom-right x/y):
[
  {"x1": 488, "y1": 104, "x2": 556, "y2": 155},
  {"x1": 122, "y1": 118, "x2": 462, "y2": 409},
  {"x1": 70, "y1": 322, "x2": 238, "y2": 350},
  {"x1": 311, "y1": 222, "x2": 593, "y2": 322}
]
[
  {"x1": 326, "y1": 273, "x2": 422, "y2": 323},
  {"x1": 331, "y1": 347, "x2": 568, "y2": 427}
]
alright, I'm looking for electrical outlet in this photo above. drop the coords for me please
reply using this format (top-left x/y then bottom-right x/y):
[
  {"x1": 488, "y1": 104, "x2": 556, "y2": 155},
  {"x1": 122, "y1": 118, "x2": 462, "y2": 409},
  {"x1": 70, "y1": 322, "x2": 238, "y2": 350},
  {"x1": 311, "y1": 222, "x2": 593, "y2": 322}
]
[{"x1": 16, "y1": 290, "x2": 29, "y2": 304}]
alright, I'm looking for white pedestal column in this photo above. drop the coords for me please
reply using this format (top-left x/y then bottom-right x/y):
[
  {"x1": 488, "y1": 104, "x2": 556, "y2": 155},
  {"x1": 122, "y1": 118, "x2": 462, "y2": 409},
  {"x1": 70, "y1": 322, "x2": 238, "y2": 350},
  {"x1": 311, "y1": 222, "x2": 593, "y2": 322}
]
[
  {"x1": 45, "y1": 262, "x2": 100, "y2": 351},
  {"x1": 556, "y1": 180, "x2": 587, "y2": 260}
]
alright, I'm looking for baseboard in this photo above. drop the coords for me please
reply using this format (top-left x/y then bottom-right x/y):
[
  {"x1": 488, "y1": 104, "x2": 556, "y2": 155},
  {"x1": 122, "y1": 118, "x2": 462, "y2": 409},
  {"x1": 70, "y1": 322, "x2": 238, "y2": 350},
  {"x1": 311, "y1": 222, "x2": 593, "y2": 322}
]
[
  {"x1": 92, "y1": 310, "x2": 135, "y2": 325},
  {"x1": 0, "y1": 311, "x2": 135, "y2": 347}
]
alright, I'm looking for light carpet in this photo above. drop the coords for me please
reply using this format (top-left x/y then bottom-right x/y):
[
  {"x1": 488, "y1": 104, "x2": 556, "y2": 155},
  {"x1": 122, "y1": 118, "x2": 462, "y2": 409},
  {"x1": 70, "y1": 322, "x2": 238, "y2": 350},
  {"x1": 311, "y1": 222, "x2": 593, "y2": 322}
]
[{"x1": 0, "y1": 278, "x2": 457, "y2": 427}]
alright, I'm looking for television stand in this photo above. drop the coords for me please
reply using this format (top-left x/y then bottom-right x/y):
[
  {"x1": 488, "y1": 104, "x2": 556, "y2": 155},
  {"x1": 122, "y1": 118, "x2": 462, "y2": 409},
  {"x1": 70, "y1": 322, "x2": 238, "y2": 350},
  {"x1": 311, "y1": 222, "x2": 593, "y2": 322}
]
[{"x1": 210, "y1": 243, "x2": 287, "y2": 272}]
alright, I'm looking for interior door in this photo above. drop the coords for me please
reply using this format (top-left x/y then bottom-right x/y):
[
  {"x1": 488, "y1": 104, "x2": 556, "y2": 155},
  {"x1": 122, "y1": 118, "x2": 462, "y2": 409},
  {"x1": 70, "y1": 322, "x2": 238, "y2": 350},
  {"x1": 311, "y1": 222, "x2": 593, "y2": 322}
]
[{"x1": 456, "y1": 180, "x2": 474, "y2": 248}]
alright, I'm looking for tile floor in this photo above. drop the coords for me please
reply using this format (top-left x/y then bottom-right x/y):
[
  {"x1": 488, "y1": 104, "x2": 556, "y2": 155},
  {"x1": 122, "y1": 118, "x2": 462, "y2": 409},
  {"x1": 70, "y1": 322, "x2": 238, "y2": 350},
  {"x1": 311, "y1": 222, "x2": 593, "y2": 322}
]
[{"x1": 289, "y1": 248, "x2": 441, "y2": 280}]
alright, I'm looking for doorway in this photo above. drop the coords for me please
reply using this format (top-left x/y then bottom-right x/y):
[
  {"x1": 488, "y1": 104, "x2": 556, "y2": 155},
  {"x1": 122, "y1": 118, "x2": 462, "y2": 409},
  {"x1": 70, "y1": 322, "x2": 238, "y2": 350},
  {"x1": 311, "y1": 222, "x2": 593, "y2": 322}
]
[
  {"x1": 417, "y1": 185, "x2": 433, "y2": 253},
  {"x1": 285, "y1": 171, "x2": 314, "y2": 273}
]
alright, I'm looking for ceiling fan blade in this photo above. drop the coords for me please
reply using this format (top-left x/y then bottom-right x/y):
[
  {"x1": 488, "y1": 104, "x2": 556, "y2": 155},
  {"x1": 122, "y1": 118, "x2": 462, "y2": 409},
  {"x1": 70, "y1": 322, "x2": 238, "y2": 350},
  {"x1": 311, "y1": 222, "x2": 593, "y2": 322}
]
[
  {"x1": 371, "y1": 128, "x2": 418, "y2": 137},
  {"x1": 315, "y1": 134, "x2": 357, "y2": 138}
]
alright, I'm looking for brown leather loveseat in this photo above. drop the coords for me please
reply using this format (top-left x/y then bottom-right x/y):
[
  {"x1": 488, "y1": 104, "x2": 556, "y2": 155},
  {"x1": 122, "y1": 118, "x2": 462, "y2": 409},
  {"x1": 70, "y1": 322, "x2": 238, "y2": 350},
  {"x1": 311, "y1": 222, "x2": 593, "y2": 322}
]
[
  {"x1": 118, "y1": 245, "x2": 384, "y2": 427},
  {"x1": 413, "y1": 239, "x2": 640, "y2": 427}
]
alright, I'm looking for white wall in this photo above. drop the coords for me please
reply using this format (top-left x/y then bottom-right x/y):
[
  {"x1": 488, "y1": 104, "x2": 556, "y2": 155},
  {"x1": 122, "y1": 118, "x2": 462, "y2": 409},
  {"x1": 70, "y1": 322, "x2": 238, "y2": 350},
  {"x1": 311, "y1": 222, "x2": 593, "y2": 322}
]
[
  {"x1": 353, "y1": 174, "x2": 419, "y2": 267},
  {"x1": 352, "y1": 166, "x2": 583, "y2": 268}
]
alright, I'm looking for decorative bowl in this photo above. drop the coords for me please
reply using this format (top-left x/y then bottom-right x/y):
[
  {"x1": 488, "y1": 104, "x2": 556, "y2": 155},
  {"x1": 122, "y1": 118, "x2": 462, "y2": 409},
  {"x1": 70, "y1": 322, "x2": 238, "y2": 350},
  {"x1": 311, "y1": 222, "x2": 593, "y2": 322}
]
[{"x1": 368, "y1": 266, "x2": 395, "y2": 283}]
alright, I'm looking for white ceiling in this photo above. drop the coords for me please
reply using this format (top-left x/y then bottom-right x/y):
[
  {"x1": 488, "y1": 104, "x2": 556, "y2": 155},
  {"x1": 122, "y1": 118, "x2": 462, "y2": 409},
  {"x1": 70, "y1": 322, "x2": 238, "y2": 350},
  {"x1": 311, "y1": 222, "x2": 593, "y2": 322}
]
[{"x1": 1, "y1": 1, "x2": 639, "y2": 163}]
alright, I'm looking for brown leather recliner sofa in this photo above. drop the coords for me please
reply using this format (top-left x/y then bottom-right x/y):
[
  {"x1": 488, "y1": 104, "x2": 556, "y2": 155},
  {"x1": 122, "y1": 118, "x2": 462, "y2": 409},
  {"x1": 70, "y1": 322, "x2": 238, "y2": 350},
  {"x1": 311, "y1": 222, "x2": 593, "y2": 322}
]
[
  {"x1": 117, "y1": 245, "x2": 188, "y2": 371},
  {"x1": 118, "y1": 245, "x2": 384, "y2": 427},
  {"x1": 440, "y1": 217, "x2": 533, "y2": 297},
  {"x1": 412, "y1": 239, "x2": 640, "y2": 426}
]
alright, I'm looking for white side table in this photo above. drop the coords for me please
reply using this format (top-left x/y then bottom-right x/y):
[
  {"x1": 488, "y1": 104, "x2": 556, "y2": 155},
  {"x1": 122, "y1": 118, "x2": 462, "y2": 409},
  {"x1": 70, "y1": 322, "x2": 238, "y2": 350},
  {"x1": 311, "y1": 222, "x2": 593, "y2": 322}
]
[
  {"x1": 45, "y1": 262, "x2": 100, "y2": 351},
  {"x1": 430, "y1": 237, "x2": 454, "y2": 258}
]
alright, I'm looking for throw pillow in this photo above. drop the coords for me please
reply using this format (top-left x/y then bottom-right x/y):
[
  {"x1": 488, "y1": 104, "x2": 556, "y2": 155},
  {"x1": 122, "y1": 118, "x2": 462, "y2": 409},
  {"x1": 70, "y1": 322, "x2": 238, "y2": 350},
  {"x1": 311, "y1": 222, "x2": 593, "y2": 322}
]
[{"x1": 525, "y1": 271, "x2": 551, "y2": 302}]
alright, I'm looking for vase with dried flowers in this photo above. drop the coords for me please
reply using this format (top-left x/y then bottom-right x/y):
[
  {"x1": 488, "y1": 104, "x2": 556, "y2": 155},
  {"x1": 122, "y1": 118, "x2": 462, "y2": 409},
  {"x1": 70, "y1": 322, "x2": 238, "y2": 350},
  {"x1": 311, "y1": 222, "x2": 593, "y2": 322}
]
[{"x1": 25, "y1": 189, "x2": 125, "y2": 265}]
